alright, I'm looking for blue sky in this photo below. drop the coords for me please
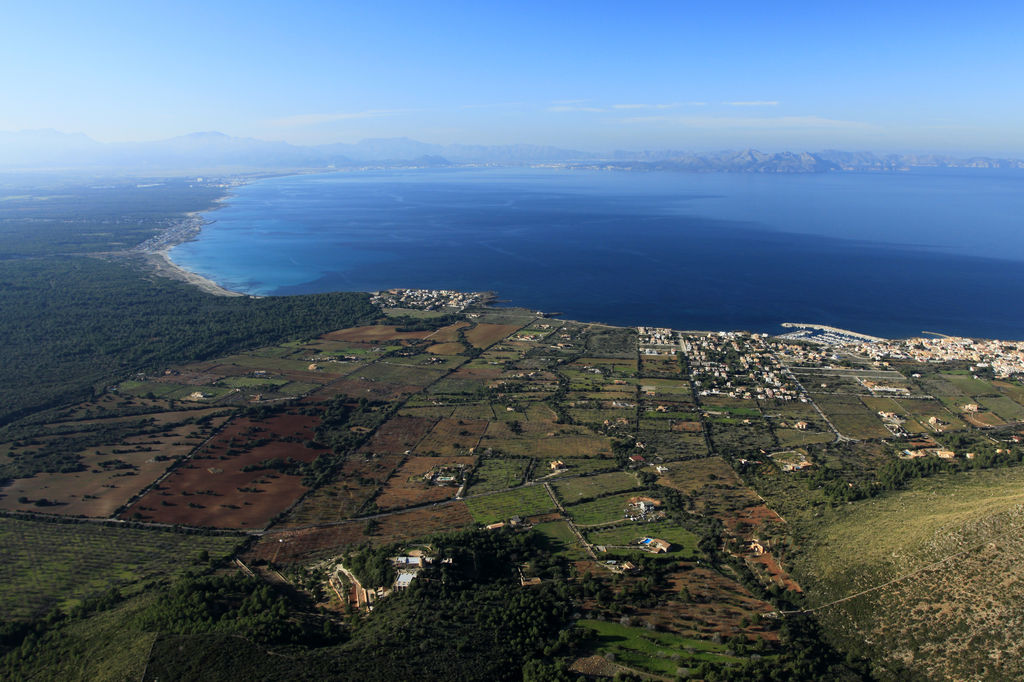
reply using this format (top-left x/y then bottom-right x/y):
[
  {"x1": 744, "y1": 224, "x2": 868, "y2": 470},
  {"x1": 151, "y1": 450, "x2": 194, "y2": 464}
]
[{"x1": 2, "y1": 1, "x2": 1022, "y2": 154}]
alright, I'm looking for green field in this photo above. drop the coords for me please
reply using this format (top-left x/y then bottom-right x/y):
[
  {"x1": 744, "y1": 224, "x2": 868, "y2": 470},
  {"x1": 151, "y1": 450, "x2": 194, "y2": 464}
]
[
  {"x1": 218, "y1": 376, "x2": 289, "y2": 389},
  {"x1": 978, "y1": 395, "x2": 1024, "y2": 421},
  {"x1": 641, "y1": 409, "x2": 700, "y2": 421},
  {"x1": 792, "y1": 371, "x2": 864, "y2": 394},
  {"x1": 449, "y1": 403, "x2": 496, "y2": 420},
  {"x1": 118, "y1": 381, "x2": 190, "y2": 398},
  {"x1": 706, "y1": 404, "x2": 762, "y2": 418},
  {"x1": 813, "y1": 395, "x2": 890, "y2": 439},
  {"x1": 168, "y1": 386, "x2": 235, "y2": 401},
  {"x1": 552, "y1": 471, "x2": 640, "y2": 504},
  {"x1": 381, "y1": 307, "x2": 454, "y2": 319},
  {"x1": 467, "y1": 458, "x2": 530, "y2": 494},
  {"x1": 566, "y1": 408, "x2": 622, "y2": 425},
  {"x1": 482, "y1": 433, "x2": 611, "y2": 458},
  {"x1": 994, "y1": 380, "x2": 1024, "y2": 405},
  {"x1": 278, "y1": 381, "x2": 321, "y2": 396},
  {"x1": 398, "y1": 353, "x2": 466, "y2": 370},
  {"x1": 706, "y1": 419, "x2": 777, "y2": 453},
  {"x1": 0, "y1": 518, "x2": 243, "y2": 620},
  {"x1": 586, "y1": 521, "x2": 699, "y2": 558},
  {"x1": 426, "y1": 375, "x2": 489, "y2": 396},
  {"x1": 895, "y1": 397, "x2": 967, "y2": 431},
  {"x1": 532, "y1": 521, "x2": 588, "y2": 559},
  {"x1": 578, "y1": 619, "x2": 741, "y2": 675},
  {"x1": 565, "y1": 492, "x2": 645, "y2": 526},
  {"x1": 775, "y1": 427, "x2": 834, "y2": 446},
  {"x1": 356, "y1": 362, "x2": 446, "y2": 386},
  {"x1": 463, "y1": 485, "x2": 556, "y2": 524},
  {"x1": 225, "y1": 354, "x2": 347, "y2": 373},
  {"x1": 938, "y1": 372, "x2": 999, "y2": 396}
]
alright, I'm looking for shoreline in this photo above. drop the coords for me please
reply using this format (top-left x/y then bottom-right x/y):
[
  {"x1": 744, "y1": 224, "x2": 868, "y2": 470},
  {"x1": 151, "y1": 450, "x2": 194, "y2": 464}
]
[
  {"x1": 130, "y1": 171, "x2": 1001, "y2": 341},
  {"x1": 134, "y1": 187, "x2": 251, "y2": 298},
  {"x1": 140, "y1": 248, "x2": 247, "y2": 297}
]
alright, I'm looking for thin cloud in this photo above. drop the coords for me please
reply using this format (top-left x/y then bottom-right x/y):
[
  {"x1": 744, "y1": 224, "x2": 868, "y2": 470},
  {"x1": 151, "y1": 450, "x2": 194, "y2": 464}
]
[
  {"x1": 623, "y1": 115, "x2": 870, "y2": 129},
  {"x1": 460, "y1": 102, "x2": 524, "y2": 110},
  {"x1": 725, "y1": 100, "x2": 779, "y2": 107},
  {"x1": 611, "y1": 103, "x2": 681, "y2": 110},
  {"x1": 550, "y1": 100, "x2": 707, "y2": 113},
  {"x1": 548, "y1": 105, "x2": 608, "y2": 113},
  {"x1": 269, "y1": 109, "x2": 411, "y2": 127}
]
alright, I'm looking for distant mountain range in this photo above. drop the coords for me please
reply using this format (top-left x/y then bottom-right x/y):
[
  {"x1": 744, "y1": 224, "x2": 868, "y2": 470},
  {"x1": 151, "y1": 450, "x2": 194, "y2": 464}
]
[
  {"x1": 595, "y1": 148, "x2": 1024, "y2": 173},
  {"x1": 1, "y1": 129, "x2": 1022, "y2": 174}
]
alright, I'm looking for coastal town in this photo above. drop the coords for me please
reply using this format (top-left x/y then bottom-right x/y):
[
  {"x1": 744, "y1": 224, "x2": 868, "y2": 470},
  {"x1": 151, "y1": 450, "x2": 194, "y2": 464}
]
[
  {"x1": 370, "y1": 287, "x2": 490, "y2": 311},
  {"x1": 855, "y1": 335, "x2": 1024, "y2": 379}
]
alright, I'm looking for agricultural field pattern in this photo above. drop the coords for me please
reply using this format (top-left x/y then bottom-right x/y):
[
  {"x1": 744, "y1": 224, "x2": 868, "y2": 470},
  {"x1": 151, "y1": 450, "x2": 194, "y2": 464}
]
[{"x1": 4, "y1": 295, "x2": 1024, "y2": 680}]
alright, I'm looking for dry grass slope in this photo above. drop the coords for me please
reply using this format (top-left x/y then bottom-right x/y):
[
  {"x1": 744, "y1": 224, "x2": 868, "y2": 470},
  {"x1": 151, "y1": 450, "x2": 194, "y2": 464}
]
[{"x1": 796, "y1": 467, "x2": 1024, "y2": 681}]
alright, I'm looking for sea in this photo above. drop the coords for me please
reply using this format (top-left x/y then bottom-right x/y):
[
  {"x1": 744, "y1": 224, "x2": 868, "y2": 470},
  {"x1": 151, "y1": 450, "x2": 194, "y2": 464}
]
[{"x1": 170, "y1": 167, "x2": 1024, "y2": 340}]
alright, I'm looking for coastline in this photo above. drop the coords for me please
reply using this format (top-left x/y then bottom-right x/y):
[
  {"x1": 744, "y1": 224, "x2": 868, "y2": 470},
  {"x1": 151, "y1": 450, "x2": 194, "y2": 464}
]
[
  {"x1": 134, "y1": 189, "x2": 250, "y2": 298},
  {"x1": 128, "y1": 169, "x2": 1023, "y2": 340},
  {"x1": 140, "y1": 247, "x2": 246, "y2": 297}
]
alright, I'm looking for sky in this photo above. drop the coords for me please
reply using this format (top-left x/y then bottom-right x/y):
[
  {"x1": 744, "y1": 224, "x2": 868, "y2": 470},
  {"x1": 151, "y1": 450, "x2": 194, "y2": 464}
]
[{"x1": 2, "y1": 1, "x2": 1023, "y2": 155}]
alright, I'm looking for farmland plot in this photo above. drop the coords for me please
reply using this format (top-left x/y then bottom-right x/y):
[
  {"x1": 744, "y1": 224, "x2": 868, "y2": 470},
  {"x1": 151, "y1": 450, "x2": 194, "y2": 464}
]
[
  {"x1": 120, "y1": 413, "x2": 324, "y2": 529},
  {"x1": 0, "y1": 518, "x2": 241, "y2": 620},
  {"x1": 375, "y1": 455, "x2": 476, "y2": 511}
]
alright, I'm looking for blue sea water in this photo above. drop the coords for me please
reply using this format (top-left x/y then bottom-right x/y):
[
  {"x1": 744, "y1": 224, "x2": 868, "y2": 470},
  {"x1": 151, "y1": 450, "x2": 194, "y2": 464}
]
[{"x1": 170, "y1": 167, "x2": 1024, "y2": 339}]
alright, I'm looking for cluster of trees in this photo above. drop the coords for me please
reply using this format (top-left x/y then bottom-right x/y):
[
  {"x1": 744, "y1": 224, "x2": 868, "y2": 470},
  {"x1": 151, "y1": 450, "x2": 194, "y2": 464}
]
[
  {"x1": 316, "y1": 397, "x2": 390, "y2": 455},
  {"x1": 809, "y1": 443, "x2": 1024, "y2": 504},
  {"x1": 1, "y1": 574, "x2": 344, "y2": 680},
  {"x1": 344, "y1": 544, "x2": 398, "y2": 589},
  {"x1": 877, "y1": 447, "x2": 1024, "y2": 489},
  {"x1": 0, "y1": 587, "x2": 127, "y2": 676},
  {"x1": 387, "y1": 312, "x2": 463, "y2": 332},
  {"x1": 328, "y1": 529, "x2": 580, "y2": 680},
  {"x1": 130, "y1": 574, "x2": 339, "y2": 646},
  {"x1": 3, "y1": 526, "x2": 584, "y2": 680}
]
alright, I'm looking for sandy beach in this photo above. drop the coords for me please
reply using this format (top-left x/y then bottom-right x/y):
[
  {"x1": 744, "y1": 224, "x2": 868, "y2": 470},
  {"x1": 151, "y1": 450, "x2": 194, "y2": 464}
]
[
  {"x1": 139, "y1": 248, "x2": 246, "y2": 297},
  {"x1": 132, "y1": 201, "x2": 248, "y2": 297}
]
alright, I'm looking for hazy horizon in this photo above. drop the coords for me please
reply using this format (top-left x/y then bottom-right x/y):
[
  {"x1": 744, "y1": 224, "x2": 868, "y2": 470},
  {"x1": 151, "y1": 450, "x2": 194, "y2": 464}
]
[
  {"x1": 6, "y1": 126, "x2": 1024, "y2": 159},
  {"x1": 4, "y1": 127, "x2": 1024, "y2": 160},
  {"x1": 3, "y1": 1, "x2": 1023, "y2": 157}
]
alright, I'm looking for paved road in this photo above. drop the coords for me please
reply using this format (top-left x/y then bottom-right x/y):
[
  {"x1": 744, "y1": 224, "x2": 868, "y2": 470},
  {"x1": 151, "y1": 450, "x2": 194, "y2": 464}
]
[
  {"x1": 772, "y1": 352, "x2": 853, "y2": 443},
  {"x1": 543, "y1": 482, "x2": 597, "y2": 559}
]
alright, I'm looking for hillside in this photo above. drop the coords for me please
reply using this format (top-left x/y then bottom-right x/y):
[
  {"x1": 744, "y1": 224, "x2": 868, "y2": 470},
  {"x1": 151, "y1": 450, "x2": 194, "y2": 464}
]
[{"x1": 794, "y1": 468, "x2": 1024, "y2": 680}]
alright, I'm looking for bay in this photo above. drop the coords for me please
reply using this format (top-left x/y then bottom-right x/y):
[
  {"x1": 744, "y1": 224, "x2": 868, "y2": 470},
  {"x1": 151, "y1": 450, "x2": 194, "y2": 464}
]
[{"x1": 170, "y1": 167, "x2": 1024, "y2": 339}]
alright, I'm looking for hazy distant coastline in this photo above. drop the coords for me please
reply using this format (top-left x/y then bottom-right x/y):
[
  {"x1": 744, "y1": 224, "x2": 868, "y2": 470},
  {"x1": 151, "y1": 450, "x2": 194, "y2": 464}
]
[{"x1": 3, "y1": 129, "x2": 1024, "y2": 175}]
